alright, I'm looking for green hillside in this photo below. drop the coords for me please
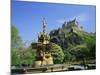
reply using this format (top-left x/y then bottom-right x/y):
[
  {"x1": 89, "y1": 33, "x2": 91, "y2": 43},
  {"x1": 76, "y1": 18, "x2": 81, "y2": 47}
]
[{"x1": 49, "y1": 19, "x2": 96, "y2": 64}]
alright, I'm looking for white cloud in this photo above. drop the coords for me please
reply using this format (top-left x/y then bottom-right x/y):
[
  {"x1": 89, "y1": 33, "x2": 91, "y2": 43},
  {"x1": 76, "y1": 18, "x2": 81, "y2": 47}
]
[
  {"x1": 56, "y1": 13, "x2": 88, "y2": 24},
  {"x1": 56, "y1": 19, "x2": 66, "y2": 24},
  {"x1": 55, "y1": 19, "x2": 66, "y2": 28},
  {"x1": 68, "y1": 13, "x2": 88, "y2": 23},
  {"x1": 55, "y1": 13, "x2": 89, "y2": 28}
]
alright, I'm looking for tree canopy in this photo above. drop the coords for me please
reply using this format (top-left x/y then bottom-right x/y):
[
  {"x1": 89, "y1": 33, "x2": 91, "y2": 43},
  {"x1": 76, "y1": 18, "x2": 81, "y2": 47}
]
[{"x1": 50, "y1": 43, "x2": 65, "y2": 64}]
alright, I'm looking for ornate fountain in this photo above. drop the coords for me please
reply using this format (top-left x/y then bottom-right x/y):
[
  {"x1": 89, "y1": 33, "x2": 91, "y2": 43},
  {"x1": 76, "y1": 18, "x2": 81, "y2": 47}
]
[
  {"x1": 12, "y1": 18, "x2": 66, "y2": 74},
  {"x1": 31, "y1": 17, "x2": 54, "y2": 67}
]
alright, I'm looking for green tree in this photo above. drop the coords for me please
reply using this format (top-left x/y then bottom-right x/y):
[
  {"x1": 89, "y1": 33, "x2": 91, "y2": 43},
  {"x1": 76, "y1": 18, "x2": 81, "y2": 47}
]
[
  {"x1": 11, "y1": 25, "x2": 23, "y2": 66},
  {"x1": 64, "y1": 51, "x2": 73, "y2": 63},
  {"x1": 11, "y1": 48, "x2": 21, "y2": 66},
  {"x1": 19, "y1": 46, "x2": 36, "y2": 66},
  {"x1": 50, "y1": 43, "x2": 65, "y2": 64},
  {"x1": 68, "y1": 44, "x2": 90, "y2": 64},
  {"x1": 84, "y1": 35, "x2": 96, "y2": 59},
  {"x1": 11, "y1": 25, "x2": 23, "y2": 49}
]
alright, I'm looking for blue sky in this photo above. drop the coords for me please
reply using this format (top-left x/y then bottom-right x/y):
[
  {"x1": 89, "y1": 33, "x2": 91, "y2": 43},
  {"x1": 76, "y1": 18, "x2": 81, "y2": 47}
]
[{"x1": 11, "y1": 1, "x2": 96, "y2": 42}]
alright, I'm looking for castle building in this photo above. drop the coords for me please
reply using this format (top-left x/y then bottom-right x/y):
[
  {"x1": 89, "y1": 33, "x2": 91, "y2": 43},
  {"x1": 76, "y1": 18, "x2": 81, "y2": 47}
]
[{"x1": 62, "y1": 18, "x2": 83, "y2": 33}]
